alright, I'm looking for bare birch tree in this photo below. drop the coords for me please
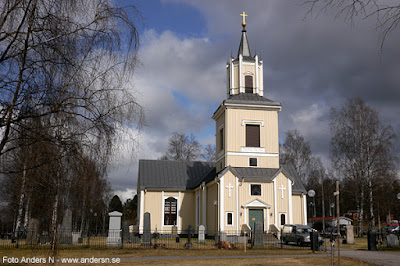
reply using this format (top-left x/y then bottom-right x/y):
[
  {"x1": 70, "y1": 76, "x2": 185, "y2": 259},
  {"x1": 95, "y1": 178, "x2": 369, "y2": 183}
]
[
  {"x1": 280, "y1": 129, "x2": 313, "y2": 184},
  {"x1": 304, "y1": 0, "x2": 400, "y2": 51},
  {"x1": 330, "y1": 97, "x2": 397, "y2": 235},
  {"x1": 162, "y1": 132, "x2": 202, "y2": 161}
]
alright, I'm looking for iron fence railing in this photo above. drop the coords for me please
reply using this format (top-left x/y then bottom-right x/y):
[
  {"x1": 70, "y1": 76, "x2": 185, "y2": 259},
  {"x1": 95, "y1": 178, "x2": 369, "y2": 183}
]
[{"x1": 0, "y1": 229, "x2": 316, "y2": 250}]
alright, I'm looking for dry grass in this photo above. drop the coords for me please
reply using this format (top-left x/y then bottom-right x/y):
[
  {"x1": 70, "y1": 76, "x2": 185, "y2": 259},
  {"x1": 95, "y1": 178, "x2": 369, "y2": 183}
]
[{"x1": 128, "y1": 257, "x2": 371, "y2": 266}]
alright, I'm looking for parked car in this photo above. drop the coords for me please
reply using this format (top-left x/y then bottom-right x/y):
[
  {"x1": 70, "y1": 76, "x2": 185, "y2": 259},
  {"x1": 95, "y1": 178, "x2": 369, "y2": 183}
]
[{"x1": 281, "y1": 224, "x2": 323, "y2": 246}]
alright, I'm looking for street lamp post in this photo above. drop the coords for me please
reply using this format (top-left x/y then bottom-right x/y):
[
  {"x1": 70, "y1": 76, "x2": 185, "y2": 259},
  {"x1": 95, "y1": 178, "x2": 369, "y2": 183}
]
[{"x1": 308, "y1": 190, "x2": 316, "y2": 229}]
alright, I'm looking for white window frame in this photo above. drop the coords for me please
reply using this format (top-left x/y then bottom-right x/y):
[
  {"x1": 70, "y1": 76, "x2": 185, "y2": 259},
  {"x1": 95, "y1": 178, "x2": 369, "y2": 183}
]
[
  {"x1": 226, "y1": 212, "x2": 234, "y2": 227},
  {"x1": 249, "y1": 157, "x2": 258, "y2": 167},
  {"x1": 162, "y1": 196, "x2": 179, "y2": 227},
  {"x1": 249, "y1": 183, "x2": 262, "y2": 197}
]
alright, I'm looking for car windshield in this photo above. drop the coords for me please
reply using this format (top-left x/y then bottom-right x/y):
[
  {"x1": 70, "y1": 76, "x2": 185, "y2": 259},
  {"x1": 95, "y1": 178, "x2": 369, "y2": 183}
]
[{"x1": 297, "y1": 228, "x2": 312, "y2": 234}]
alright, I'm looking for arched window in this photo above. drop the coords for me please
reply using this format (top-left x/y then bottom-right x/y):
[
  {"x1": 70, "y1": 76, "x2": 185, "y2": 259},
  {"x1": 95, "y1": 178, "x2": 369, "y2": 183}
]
[
  {"x1": 164, "y1": 197, "x2": 177, "y2": 225},
  {"x1": 245, "y1": 75, "x2": 253, "y2": 93}
]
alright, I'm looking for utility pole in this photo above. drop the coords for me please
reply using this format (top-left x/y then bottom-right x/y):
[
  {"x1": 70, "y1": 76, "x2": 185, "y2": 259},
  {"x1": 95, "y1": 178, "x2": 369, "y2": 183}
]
[{"x1": 334, "y1": 181, "x2": 341, "y2": 266}]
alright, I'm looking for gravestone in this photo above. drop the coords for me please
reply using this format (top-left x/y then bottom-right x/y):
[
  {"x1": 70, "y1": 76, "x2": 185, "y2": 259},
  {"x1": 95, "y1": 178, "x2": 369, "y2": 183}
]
[
  {"x1": 185, "y1": 225, "x2": 193, "y2": 248},
  {"x1": 172, "y1": 225, "x2": 178, "y2": 237},
  {"x1": 141, "y1": 212, "x2": 151, "y2": 246},
  {"x1": 198, "y1": 225, "x2": 205, "y2": 243},
  {"x1": 106, "y1": 211, "x2": 122, "y2": 247},
  {"x1": 253, "y1": 222, "x2": 263, "y2": 247},
  {"x1": 387, "y1": 234, "x2": 399, "y2": 248},
  {"x1": 58, "y1": 209, "x2": 72, "y2": 244},
  {"x1": 346, "y1": 225, "x2": 354, "y2": 245},
  {"x1": 220, "y1": 231, "x2": 227, "y2": 242},
  {"x1": 72, "y1": 232, "x2": 82, "y2": 244},
  {"x1": 122, "y1": 220, "x2": 130, "y2": 244},
  {"x1": 26, "y1": 219, "x2": 39, "y2": 245}
]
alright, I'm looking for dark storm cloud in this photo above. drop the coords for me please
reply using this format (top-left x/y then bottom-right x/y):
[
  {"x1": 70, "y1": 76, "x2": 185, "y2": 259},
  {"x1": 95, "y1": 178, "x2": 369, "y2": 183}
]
[{"x1": 183, "y1": 0, "x2": 400, "y2": 162}]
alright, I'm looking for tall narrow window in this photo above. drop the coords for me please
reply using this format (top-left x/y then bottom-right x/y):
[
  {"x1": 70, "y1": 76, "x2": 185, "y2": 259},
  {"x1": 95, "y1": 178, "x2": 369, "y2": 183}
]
[
  {"x1": 226, "y1": 212, "x2": 233, "y2": 226},
  {"x1": 164, "y1": 197, "x2": 177, "y2": 225},
  {"x1": 220, "y1": 128, "x2": 224, "y2": 151},
  {"x1": 246, "y1": 124, "x2": 260, "y2": 147},
  {"x1": 245, "y1": 75, "x2": 253, "y2": 93},
  {"x1": 280, "y1": 213, "x2": 286, "y2": 227}
]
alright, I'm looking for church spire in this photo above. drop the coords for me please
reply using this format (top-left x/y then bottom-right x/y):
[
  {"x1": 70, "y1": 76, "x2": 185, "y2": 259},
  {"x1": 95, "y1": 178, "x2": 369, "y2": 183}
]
[{"x1": 237, "y1": 11, "x2": 251, "y2": 59}]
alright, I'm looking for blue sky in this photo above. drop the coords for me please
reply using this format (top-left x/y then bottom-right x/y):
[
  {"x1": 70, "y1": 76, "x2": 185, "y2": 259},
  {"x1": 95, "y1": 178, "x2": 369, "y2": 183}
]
[{"x1": 110, "y1": 0, "x2": 400, "y2": 202}]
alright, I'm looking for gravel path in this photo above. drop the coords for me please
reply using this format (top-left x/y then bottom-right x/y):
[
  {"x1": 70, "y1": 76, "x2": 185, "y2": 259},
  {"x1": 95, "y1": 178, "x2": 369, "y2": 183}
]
[
  {"x1": 119, "y1": 248, "x2": 400, "y2": 265},
  {"x1": 332, "y1": 248, "x2": 400, "y2": 266}
]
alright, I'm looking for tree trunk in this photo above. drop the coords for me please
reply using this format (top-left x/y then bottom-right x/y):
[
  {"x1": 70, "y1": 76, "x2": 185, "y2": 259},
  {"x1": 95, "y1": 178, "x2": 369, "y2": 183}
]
[
  {"x1": 51, "y1": 178, "x2": 59, "y2": 252},
  {"x1": 359, "y1": 185, "x2": 364, "y2": 237},
  {"x1": 14, "y1": 168, "x2": 27, "y2": 234}
]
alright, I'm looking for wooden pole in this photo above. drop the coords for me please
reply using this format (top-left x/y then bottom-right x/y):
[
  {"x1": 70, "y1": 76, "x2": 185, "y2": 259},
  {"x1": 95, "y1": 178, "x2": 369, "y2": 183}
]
[{"x1": 336, "y1": 181, "x2": 340, "y2": 266}]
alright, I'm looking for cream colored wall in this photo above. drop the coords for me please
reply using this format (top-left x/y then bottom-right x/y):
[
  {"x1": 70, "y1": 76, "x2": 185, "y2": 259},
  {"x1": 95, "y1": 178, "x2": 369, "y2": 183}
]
[
  {"x1": 206, "y1": 182, "x2": 218, "y2": 233},
  {"x1": 179, "y1": 191, "x2": 195, "y2": 230},
  {"x1": 143, "y1": 191, "x2": 162, "y2": 231},
  {"x1": 292, "y1": 194, "x2": 304, "y2": 225},
  {"x1": 226, "y1": 156, "x2": 279, "y2": 169},
  {"x1": 142, "y1": 191, "x2": 195, "y2": 232},
  {"x1": 275, "y1": 173, "x2": 289, "y2": 226},
  {"x1": 222, "y1": 171, "x2": 237, "y2": 232},
  {"x1": 238, "y1": 180, "x2": 274, "y2": 229},
  {"x1": 225, "y1": 108, "x2": 279, "y2": 153},
  {"x1": 225, "y1": 108, "x2": 279, "y2": 169},
  {"x1": 233, "y1": 65, "x2": 238, "y2": 89}
]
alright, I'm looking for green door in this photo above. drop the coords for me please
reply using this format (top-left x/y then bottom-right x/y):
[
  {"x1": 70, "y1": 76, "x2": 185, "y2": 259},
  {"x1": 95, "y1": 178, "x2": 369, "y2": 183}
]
[{"x1": 248, "y1": 209, "x2": 264, "y2": 231}]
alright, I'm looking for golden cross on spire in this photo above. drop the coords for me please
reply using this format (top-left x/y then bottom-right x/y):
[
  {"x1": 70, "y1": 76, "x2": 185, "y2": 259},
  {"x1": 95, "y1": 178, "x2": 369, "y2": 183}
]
[{"x1": 240, "y1": 11, "x2": 248, "y2": 27}]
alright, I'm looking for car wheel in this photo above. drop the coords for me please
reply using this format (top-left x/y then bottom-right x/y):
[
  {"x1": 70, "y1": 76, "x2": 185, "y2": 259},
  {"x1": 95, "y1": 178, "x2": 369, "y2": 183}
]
[{"x1": 297, "y1": 239, "x2": 302, "y2": 246}]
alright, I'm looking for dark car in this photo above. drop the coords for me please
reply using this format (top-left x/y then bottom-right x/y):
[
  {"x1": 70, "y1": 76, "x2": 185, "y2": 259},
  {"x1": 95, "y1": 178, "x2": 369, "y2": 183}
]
[{"x1": 281, "y1": 224, "x2": 323, "y2": 246}]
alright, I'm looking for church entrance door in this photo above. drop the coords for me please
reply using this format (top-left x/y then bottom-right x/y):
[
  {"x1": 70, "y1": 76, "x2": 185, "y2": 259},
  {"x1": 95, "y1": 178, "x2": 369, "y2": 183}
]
[{"x1": 248, "y1": 209, "x2": 263, "y2": 231}]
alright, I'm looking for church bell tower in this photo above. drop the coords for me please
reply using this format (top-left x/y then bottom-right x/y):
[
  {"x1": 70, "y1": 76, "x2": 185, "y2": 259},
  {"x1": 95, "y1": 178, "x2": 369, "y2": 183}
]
[
  {"x1": 226, "y1": 11, "x2": 264, "y2": 97},
  {"x1": 213, "y1": 12, "x2": 282, "y2": 173}
]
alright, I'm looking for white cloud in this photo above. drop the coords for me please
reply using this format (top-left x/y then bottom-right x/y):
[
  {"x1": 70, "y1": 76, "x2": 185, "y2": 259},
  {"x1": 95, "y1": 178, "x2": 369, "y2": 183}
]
[{"x1": 108, "y1": 29, "x2": 226, "y2": 195}]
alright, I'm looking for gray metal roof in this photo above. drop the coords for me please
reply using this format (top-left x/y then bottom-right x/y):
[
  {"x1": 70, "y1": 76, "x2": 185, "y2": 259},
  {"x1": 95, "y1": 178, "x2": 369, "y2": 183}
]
[
  {"x1": 231, "y1": 164, "x2": 306, "y2": 194},
  {"x1": 138, "y1": 160, "x2": 214, "y2": 190},
  {"x1": 237, "y1": 27, "x2": 252, "y2": 59},
  {"x1": 138, "y1": 160, "x2": 306, "y2": 194},
  {"x1": 225, "y1": 93, "x2": 281, "y2": 106},
  {"x1": 281, "y1": 164, "x2": 307, "y2": 194}
]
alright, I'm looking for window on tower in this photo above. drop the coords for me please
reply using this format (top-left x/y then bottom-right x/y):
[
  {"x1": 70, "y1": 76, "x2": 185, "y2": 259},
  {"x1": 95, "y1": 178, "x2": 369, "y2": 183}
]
[
  {"x1": 246, "y1": 124, "x2": 260, "y2": 147},
  {"x1": 220, "y1": 128, "x2": 224, "y2": 151},
  {"x1": 245, "y1": 75, "x2": 253, "y2": 93}
]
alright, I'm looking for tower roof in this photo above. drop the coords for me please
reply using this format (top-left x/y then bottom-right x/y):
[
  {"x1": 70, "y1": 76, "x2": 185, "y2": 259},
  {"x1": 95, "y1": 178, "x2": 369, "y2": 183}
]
[{"x1": 237, "y1": 26, "x2": 253, "y2": 60}]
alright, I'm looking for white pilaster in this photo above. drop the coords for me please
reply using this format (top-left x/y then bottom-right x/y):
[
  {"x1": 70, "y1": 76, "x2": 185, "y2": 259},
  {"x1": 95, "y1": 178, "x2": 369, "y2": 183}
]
[
  {"x1": 161, "y1": 191, "x2": 164, "y2": 229},
  {"x1": 266, "y1": 208, "x2": 269, "y2": 233},
  {"x1": 202, "y1": 185, "x2": 207, "y2": 227},
  {"x1": 230, "y1": 58, "x2": 234, "y2": 95},
  {"x1": 235, "y1": 177, "x2": 239, "y2": 234},
  {"x1": 255, "y1": 55, "x2": 259, "y2": 94},
  {"x1": 195, "y1": 190, "x2": 199, "y2": 228},
  {"x1": 239, "y1": 54, "x2": 243, "y2": 93},
  {"x1": 259, "y1": 61, "x2": 264, "y2": 96},
  {"x1": 303, "y1": 195, "x2": 307, "y2": 225},
  {"x1": 288, "y1": 179, "x2": 293, "y2": 224},
  {"x1": 139, "y1": 190, "x2": 144, "y2": 234},
  {"x1": 178, "y1": 191, "x2": 181, "y2": 230},
  {"x1": 219, "y1": 176, "x2": 224, "y2": 232},
  {"x1": 273, "y1": 179, "x2": 277, "y2": 227}
]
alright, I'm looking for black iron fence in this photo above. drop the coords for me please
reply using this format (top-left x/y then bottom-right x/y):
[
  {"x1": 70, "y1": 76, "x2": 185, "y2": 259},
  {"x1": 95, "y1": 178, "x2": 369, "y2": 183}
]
[{"x1": 0, "y1": 229, "x2": 316, "y2": 250}]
